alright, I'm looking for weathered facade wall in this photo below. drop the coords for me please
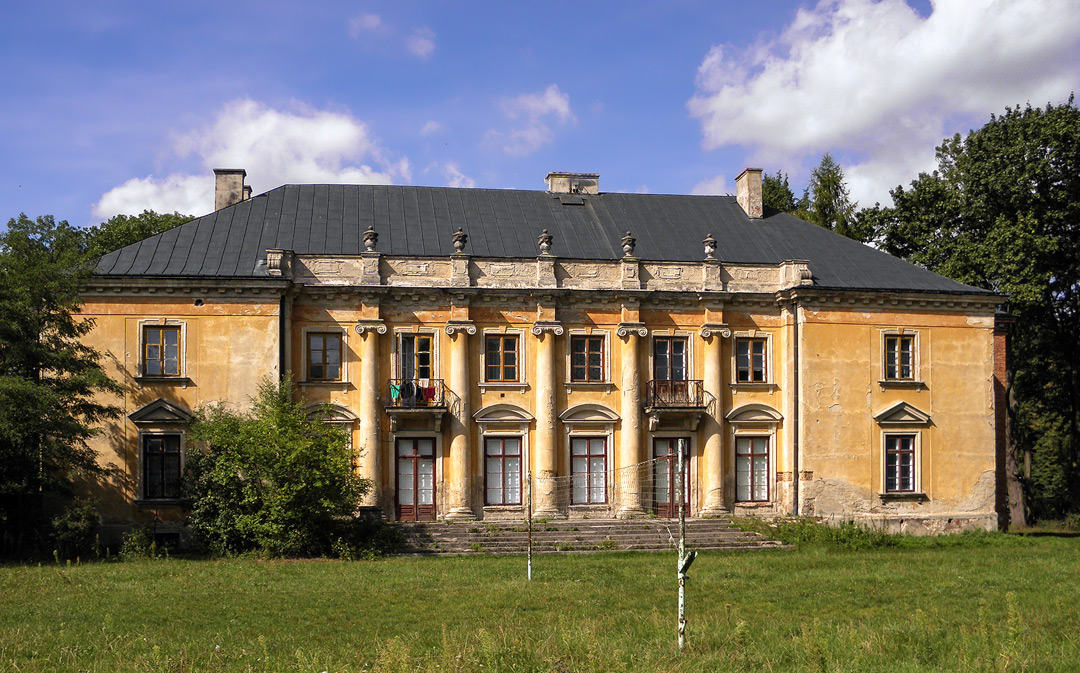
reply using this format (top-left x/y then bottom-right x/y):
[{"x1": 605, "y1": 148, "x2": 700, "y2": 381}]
[{"x1": 81, "y1": 252, "x2": 1002, "y2": 537}]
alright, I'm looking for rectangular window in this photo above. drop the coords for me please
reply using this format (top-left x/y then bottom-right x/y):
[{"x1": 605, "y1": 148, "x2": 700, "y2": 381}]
[
  {"x1": 306, "y1": 333, "x2": 342, "y2": 381},
  {"x1": 143, "y1": 434, "x2": 181, "y2": 500},
  {"x1": 885, "y1": 335, "x2": 915, "y2": 380},
  {"x1": 736, "y1": 337, "x2": 768, "y2": 383},
  {"x1": 485, "y1": 335, "x2": 518, "y2": 382},
  {"x1": 735, "y1": 436, "x2": 769, "y2": 502},
  {"x1": 653, "y1": 337, "x2": 688, "y2": 381},
  {"x1": 571, "y1": 437, "x2": 607, "y2": 504},
  {"x1": 400, "y1": 334, "x2": 433, "y2": 380},
  {"x1": 571, "y1": 335, "x2": 605, "y2": 382},
  {"x1": 143, "y1": 326, "x2": 180, "y2": 376},
  {"x1": 885, "y1": 434, "x2": 916, "y2": 492},
  {"x1": 485, "y1": 437, "x2": 522, "y2": 506}
]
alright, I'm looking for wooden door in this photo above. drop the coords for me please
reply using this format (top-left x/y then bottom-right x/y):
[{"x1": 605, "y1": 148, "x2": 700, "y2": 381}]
[
  {"x1": 397, "y1": 437, "x2": 436, "y2": 521},
  {"x1": 653, "y1": 438, "x2": 690, "y2": 518}
]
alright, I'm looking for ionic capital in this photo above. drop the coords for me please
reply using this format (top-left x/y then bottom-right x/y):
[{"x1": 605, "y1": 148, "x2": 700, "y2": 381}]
[
  {"x1": 445, "y1": 321, "x2": 477, "y2": 336},
  {"x1": 530, "y1": 321, "x2": 564, "y2": 336},
  {"x1": 616, "y1": 322, "x2": 648, "y2": 338},
  {"x1": 354, "y1": 320, "x2": 387, "y2": 335},
  {"x1": 700, "y1": 323, "x2": 732, "y2": 339}
]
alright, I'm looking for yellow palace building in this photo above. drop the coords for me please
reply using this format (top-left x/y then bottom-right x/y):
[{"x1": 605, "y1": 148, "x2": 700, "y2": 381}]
[{"x1": 82, "y1": 168, "x2": 1008, "y2": 543}]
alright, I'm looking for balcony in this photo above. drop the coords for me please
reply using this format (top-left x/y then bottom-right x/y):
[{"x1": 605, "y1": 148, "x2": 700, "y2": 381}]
[
  {"x1": 386, "y1": 379, "x2": 449, "y2": 432},
  {"x1": 645, "y1": 380, "x2": 706, "y2": 408},
  {"x1": 644, "y1": 380, "x2": 709, "y2": 432}
]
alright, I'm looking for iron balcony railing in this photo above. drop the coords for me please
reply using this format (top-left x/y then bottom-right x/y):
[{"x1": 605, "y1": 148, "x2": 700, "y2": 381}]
[
  {"x1": 387, "y1": 379, "x2": 448, "y2": 408},
  {"x1": 645, "y1": 379, "x2": 706, "y2": 408}
]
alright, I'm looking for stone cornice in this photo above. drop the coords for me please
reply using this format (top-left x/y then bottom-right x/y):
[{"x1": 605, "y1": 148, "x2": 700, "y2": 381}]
[
  {"x1": 84, "y1": 276, "x2": 288, "y2": 298},
  {"x1": 778, "y1": 287, "x2": 1003, "y2": 313}
]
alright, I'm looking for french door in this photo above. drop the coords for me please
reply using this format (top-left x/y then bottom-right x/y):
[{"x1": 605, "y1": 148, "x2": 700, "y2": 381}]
[
  {"x1": 397, "y1": 437, "x2": 436, "y2": 521},
  {"x1": 653, "y1": 337, "x2": 689, "y2": 404},
  {"x1": 653, "y1": 437, "x2": 690, "y2": 517}
]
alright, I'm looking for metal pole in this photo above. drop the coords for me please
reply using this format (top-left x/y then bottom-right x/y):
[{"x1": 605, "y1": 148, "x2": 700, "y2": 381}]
[
  {"x1": 527, "y1": 469, "x2": 533, "y2": 581},
  {"x1": 677, "y1": 438, "x2": 686, "y2": 651}
]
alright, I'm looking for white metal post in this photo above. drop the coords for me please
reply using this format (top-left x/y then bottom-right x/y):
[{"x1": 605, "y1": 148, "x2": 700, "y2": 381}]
[
  {"x1": 527, "y1": 469, "x2": 533, "y2": 581},
  {"x1": 677, "y1": 438, "x2": 687, "y2": 651}
]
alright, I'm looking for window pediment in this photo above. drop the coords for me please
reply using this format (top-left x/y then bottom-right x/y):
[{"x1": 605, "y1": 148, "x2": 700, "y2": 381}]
[
  {"x1": 473, "y1": 404, "x2": 535, "y2": 424},
  {"x1": 874, "y1": 401, "x2": 931, "y2": 426},
  {"x1": 559, "y1": 404, "x2": 620, "y2": 428},
  {"x1": 305, "y1": 403, "x2": 357, "y2": 423},
  {"x1": 129, "y1": 398, "x2": 193, "y2": 427},
  {"x1": 725, "y1": 403, "x2": 783, "y2": 424}
]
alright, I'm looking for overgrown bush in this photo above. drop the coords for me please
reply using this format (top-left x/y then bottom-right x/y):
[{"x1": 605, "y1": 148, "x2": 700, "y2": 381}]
[
  {"x1": 182, "y1": 377, "x2": 372, "y2": 557},
  {"x1": 118, "y1": 525, "x2": 166, "y2": 561},
  {"x1": 49, "y1": 497, "x2": 99, "y2": 560},
  {"x1": 735, "y1": 516, "x2": 1026, "y2": 551}
]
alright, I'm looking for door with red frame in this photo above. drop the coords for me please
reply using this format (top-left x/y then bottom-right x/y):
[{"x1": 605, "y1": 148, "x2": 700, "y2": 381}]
[
  {"x1": 397, "y1": 437, "x2": 436, "y2": 521},
  {"x1": 653, "y1": 437, "x2": 690, "y2": 517}
]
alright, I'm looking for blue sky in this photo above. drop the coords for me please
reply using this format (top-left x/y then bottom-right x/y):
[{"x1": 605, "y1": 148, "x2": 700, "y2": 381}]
[{"x1": 2, "y1": 0, "x2": 1079, "y2": 228}]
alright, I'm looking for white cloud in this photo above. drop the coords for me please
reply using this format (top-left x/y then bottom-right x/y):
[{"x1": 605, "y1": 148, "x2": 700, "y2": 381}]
[
  {"x1": 688, "y1": 0, "x2": 1080, "y2": 204},
  {"x1": 441, "y1": 162, "x2": 476, "y2": 188},
  {"x1": 489, "y1": 84, "x2": 576, "y2": 156},
  {"x1": 691, "y1": 175, "x2": 728, "y2": 196},
  {"x1": 348, "y1": 13, "x2": 381, "y2": 38},
  {"x1": 420, "y1": 120, "x2": 443, "y2": 136},
  {"x1": 93, "y1": 99, "x2": 408, "y2": 219},
  {"x1": 406, "y1": 27, "x2": 436, "y2": 58}
]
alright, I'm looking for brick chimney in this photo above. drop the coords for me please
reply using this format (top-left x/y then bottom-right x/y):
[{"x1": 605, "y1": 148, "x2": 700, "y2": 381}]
[
  {"x1": 735, "y1": 167, "x2": 763, "y2": 219},
  {"x1": 214, "y1": 168, "x2": 247, "y2": 210},
  {"x1": 545, "y1": 172, "x2": 599, "y2": 195}
]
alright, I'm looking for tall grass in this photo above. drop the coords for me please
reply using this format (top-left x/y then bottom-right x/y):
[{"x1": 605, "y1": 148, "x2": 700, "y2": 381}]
[{"x1": 2, "y1": 535, "x2": 1078, "y2": 672}]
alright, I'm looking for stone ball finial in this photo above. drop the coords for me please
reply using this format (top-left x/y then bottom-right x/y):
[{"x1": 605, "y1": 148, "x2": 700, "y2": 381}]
[
  {"x1": 621, "y1": 231, "x2": 636, "y2": 257},
  {"x1": 363, "y1": 225, "x2": 378, "y2": 252},
  {"x1": 452, "y1": 227, "x2": 468, "y2": 253},
  {"x1": 703, "y1": 233, "x2": 717, "y2": 259},
  {"x1": 538, "y1": 228, "x2": 553, "y2": 255}
]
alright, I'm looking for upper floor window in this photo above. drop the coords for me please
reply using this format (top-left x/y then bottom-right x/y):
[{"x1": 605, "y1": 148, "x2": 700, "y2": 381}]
[
  {"x1": 571, "y1": 335, "x2": 605, "y2": 382},
  {"x1": 485, "y1": 335, "x2": 519, "y2": 382},
  {"x1": 400, "y1": 333, "x2": 433, "y2": 380},
  {"x1": 306, "y1": 333, "x2": 342, "y2": 381},
  {"x1": 143, "y1": 433, "x2": 182, "y2": 500},
  {"x1": 735, "y1": 337, "x2": 768, "y2": 383},
  {"x1": 884, "y1": 334, "x2": 916, "y2": 381},
  {"x1": 143, "y1": 326, "x2": 180, "y2": 377},
  {"x1": 653, "y1": 337, "x2": 688, "y2": 381}
]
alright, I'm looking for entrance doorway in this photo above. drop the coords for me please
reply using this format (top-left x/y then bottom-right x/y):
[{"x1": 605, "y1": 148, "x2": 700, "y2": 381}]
[
  {"x1": 653, "y1": 437, "x2": 690, "y2": 517},
  {"x1": 397, "y1": 437, "x2": 436, "y2": 521}
]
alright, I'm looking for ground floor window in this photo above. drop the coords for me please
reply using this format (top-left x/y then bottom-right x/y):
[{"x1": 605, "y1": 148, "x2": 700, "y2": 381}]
[
  {"x1": 571, "y1": 437, "x2": 607, "y2": 504},
  {"x1": 485, "y1": 437, "x2": 522, "y2": 505},
  {"x1": 143, "y1": 434, "x2": 181, "y2": 500},
  {"x1": 735, "y1": 436, "x2": 769, "y2": 502},
  {"x1": 885, "y1": 434, "x2": 916, "y2": 492}
]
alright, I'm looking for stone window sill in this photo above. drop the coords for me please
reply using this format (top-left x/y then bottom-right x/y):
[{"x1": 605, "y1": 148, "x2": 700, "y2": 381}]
[
  {"x1": 298, "y1": 380, "x2": 352, "y2": 389},
  {"x1": 879, "y1": 492, "x2": 928, "y2": 502},
  {"x1": 730, "y1": 382, "x2": 777, "y2": 394},
  {"x1": 877, "y1": 380, "x2": 926, "y2": 390},
  {"x1": 135, "y1": 499, "x2": 181, "y2": 509},
  {"x1": 479, "y1": 382, "x2": 530, "y2": 394},
  {"x1": 565, "y1": 382, "x2": 615, "y2": 393},
  {"x1": 135, "y1": 376, "x2": 192, "y2": 388}
]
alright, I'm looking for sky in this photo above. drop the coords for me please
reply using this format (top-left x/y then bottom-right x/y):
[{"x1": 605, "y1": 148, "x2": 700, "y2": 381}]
[{"x1": 2, "y1": 0, "x2": 1079, "y2": 229}]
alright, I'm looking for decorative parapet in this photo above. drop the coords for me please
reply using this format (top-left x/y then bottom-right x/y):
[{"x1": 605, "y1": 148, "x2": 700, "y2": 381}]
[
  {"x1": 265, "y1": 249, "x2": 294, "y2": 278},
  {"x1": 780, "y1": 259, "x2": 814, "y2": 288}
]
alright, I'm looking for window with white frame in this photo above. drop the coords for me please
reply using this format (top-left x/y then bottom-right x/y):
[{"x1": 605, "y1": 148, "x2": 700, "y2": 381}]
[
  {"x1": 398, "y1": 333, "x2": 434, "y2": 380},
  {"x1": 735, "y1": 436, "x2": 769, "y2": 502},
  {"x1": 484, "y1": 334, "x2": 520, "y2": 382},
  {"x1": 484, "y1": 437, "x2": 522, "y2": 505},
  {"x1": 884, "y1": 333, "x2": 917, "y2": 381},
  {"x1": 571, "y1": 437, "x2": 607, "y2": 504},
  {"x1": 884, "y1": 434, "x2": 917, "y2": 493},
  {"x1": 735, "y1": 337, "x2": 768, "y2": 382},
  {"x1": 142, "y1": 433, "x2": 182, "y2": 500},
  {"x1": 570, "y1": 334, "x2": 605, "y2": 382},
  {"x1": 306, "y1": 332, "x2": 342, "y2": 382},
  {"x1": 143, "y1": 325, "x2": 181, "y2": 377}
]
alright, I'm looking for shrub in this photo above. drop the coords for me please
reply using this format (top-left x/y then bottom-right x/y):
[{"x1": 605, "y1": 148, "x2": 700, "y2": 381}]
[
  {"x1": 735, "y1": 516, "x2": 1025, "y2": 551},
  {"x1": 182, "y1": 377, "x2": 371, "y2": 557},
  {"x1": 50, "y1": 497, "x2": 99, "y2": 560}
]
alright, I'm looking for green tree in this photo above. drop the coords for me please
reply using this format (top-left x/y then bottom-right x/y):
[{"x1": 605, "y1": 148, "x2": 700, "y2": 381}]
[
  {"x1": 83, "y1": 210, "x2": 191, "y2": 258},
  {"x1": 874, "y1": 98, "x2": 1080, "y2": 522},
  {"x1": 0, "y1": 215, "x2": 123, "y2": 496},
  {"x1": 804, "y1": 153, "x2": 864, "y2": 240},
  {"x1": 762, "y1": 170, "x2": 798, "y2": 213},
  {"x1": 183, "y1": 377, "x2": 370, "y2": 557}
]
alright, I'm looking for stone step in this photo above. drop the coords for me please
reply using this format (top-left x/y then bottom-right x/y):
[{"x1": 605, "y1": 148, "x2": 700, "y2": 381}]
[{"x1": 389, "y1": 518, "x2": 786, "y2": 556}]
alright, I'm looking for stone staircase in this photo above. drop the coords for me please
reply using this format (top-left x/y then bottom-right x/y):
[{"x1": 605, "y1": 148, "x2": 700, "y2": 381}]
[{"x1": 391, "y1": 518, "x2": 786, "y2": 555}]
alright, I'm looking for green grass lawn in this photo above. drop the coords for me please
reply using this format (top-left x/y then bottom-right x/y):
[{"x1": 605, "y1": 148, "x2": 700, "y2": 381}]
[{"x1": 2, "y1": 536, "x2": 1079, "y2": 672}]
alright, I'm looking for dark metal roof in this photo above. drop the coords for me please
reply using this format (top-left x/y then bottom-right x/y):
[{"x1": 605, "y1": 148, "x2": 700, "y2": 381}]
[{"x1": 94, "y1": 184, "x2": 987, "y2": 293}]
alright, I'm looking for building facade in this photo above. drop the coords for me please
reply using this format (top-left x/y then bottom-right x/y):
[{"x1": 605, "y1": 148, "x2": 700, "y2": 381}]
[{"x1": 82, "y1": 168, "x2": 1006, "y2": 542}]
